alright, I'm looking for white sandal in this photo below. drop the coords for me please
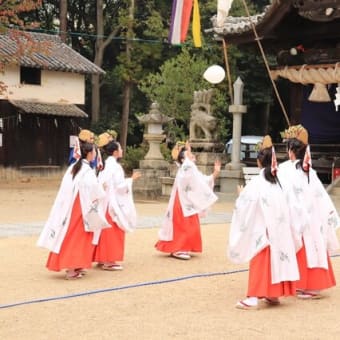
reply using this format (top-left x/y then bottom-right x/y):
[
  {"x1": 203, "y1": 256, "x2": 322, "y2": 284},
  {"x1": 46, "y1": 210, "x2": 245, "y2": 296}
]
[
  {"x1": 171, "y1": 252, "x2": 191, "y2": 260},
  {"x1": 102, "y1": 263, "x2": 123, "y2": 271},
  {"x1": 235, "y1": 299, "x2": 258, "y2": 310}
]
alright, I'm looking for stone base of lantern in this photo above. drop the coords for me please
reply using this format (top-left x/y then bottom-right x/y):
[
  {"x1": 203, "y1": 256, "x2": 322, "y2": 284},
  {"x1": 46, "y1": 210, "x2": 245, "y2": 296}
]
[
  {"x1": 219, "y1": 169, "x2": 244, "y2": 194},
  {"x1": 133, "y1": 168, "x2": 170, "y2": 200},
  {"x1": 139, "y1": 159, "x2": 169, "y2": 170}
]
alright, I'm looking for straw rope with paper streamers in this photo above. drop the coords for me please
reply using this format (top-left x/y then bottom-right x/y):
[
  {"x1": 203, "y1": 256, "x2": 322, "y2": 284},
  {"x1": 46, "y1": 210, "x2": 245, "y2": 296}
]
[{"x1": 270, "y1": 64, "x2": 340, "y2": 102}]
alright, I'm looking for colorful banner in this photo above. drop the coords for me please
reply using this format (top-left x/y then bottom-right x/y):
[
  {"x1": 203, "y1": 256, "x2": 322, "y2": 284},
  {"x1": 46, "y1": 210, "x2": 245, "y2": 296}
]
[
  {"x1": 168, "y1": 0, "x2": 201, "y2": 47},
  {"x1": 192, "y1": 0, "x2": 201, "y2": 47}
]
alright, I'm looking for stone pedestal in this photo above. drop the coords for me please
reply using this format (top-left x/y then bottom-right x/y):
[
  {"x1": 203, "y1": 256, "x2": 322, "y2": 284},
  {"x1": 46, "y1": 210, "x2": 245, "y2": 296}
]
[
  {"x1": 160, "y1": 152, "x2": 227, "y2": 197},
  {"x1": 160, "y1": 163, "x2": 177, "y2": 197},
  {"x1": 143, "y1": 133, "x2": 165, "y2": 161},
  {"x1": 195, "y1": 152, "x2": 227, "y2": 190},
  {"x1": 219, "y1": 169, "x2": 244, "y2": 195},
  {"x1": 133, "y1": 168, "x2": 169, "y2": 200},
  {"x1": 139, "y1": 158, "x2": 168, "y2": 170}
]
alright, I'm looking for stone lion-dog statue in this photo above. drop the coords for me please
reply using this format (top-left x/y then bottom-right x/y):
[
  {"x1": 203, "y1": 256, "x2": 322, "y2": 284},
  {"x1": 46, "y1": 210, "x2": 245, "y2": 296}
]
[{"x1": 189, "y1": 89, "x2": 217, "y2": 141}]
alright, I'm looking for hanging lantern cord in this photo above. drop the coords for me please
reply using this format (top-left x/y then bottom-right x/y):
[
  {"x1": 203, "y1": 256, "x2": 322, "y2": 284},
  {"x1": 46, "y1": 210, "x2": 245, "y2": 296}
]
[{"x1": 241, "y1": 0, "x2": 290, "y2": 127}]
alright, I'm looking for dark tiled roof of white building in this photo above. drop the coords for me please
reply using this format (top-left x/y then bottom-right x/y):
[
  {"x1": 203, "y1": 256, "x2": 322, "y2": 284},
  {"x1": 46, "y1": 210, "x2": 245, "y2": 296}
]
[
  {"x1": 0, "y1": 30, "x2": 104, "y2": 75},
  {"x1": 10, "y1": 100, "x2": 88, "y2": 118}
]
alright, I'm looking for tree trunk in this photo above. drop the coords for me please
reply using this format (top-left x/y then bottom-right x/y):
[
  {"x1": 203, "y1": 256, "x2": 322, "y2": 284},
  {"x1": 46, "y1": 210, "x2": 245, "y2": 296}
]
[
  {"x1": 120, "y1": 82, "x2": 131, "y2": 152},
  {"x1": 91, "y1": 0, "x2": 120, "y2": 123},
  {"x1": 91, "y1": 0, "x2": 104, "y2": 123},
  {"x1": 119, "y1": 0, "x2": 134, "y2": 152},
  {"x1": 59, "y1": 0, "x2": 67, "y2": 43},
  {"x1": 91, "y1": 73, "x2": 101, "y2": 123}
]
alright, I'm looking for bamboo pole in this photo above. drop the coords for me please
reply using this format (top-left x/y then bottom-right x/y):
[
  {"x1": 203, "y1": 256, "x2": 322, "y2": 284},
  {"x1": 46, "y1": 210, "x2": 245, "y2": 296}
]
[{"x1": 222, "y1": 39, "x2": 234, "y2": 104}]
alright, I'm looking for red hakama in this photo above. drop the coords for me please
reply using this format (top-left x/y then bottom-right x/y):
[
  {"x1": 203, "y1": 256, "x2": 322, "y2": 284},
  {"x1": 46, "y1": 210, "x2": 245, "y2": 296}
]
[
  {"x1": 46, "y1": 195, "x2": 95, "y2": 271},
  {"x1": 296, "y1": 243, "x2": 336, "y2": 290},
  {"x1": 93, "y1": 211, "x2": 125, "y2": 263},
  {"x1": 155, "y1": 192, "x2": 202, "y2": 253},
  {"x1": 247, "y1": 246, "x2": 296, "y2": 298}
]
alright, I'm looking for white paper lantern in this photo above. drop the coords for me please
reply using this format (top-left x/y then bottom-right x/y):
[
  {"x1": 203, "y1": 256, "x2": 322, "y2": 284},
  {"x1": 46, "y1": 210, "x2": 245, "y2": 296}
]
[{"x1": 203, "y1": 65, "x2": 226, "y2": 84}]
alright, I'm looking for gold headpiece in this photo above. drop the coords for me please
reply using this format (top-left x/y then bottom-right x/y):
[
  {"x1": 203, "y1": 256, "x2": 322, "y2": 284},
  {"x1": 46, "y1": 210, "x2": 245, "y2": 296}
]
[
  {"x1": 261, "y1": 135, "x2": 273, "y2": 149},
  {"x1": 97, "y1": 132, "x2": 114, "y2": 148},
  {"x1": 171, "y1": 141, "x2": 186, "y2": 161},
  {"x1": 78, "y1": 129, "x2": 94, "y2": 143},
  {"x1": 256, "y1": 135, "x2": 278, "y2": 176},
  {"x1": 106, "y1": 129, "x2": 118, "y2": 139},
  {"x1": 280, "y1": 124, "x2": 308, "y2": 145},
  {"x1": 254, "y1": 135, "x2": 272, "y2": 152}
]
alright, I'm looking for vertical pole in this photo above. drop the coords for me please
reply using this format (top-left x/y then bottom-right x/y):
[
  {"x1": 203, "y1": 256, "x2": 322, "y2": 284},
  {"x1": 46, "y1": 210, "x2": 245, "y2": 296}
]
[
  {"x1": 222, "y1": 38, "x2": 234, "y2": 104},
  {"x1": 231, "y1": 112, "x2": 243, "y2": 168}
]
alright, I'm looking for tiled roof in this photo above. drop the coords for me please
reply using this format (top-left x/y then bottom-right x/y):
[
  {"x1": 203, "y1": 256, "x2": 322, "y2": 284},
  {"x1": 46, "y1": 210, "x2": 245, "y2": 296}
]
[
  {"x1": 9, "y1": 100, "x2": 88, "y2": 118},
  {"x1": 210, "y1": 1, "x2": 340, "y2": 40},
  {"x1": 211, "y1": 12, "x2": 266, "y2": 36},
  {"x1": 0, "y1": 31, "x2": 105, "y2": 75}
]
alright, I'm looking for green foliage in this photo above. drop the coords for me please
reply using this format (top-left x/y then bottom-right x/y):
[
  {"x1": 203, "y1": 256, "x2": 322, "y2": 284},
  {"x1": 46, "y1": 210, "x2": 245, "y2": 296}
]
[
  {"x1": 27, "y1": 0, "x2": 276, "y2": 146},
  {"x1": 138, "y1": 47, "x2": 232, "y2": 141},
  {"x1": 121, "y1": 141, "x2": 172, "y2": 175},
  {"x1": 90, "y1": 115, "x2": 120, "y2": 137},
  {"x1": 121, "y1": 143, "x2": 148, "y2": 174},
  {"x1": 160, "y1": 142, "x2": 172, "y2": 161},
  {"x1": 139, "y1": 48, "x2": 209, "y2": 119},
  {"x1": 230, "y1": 0, "x2": 258, "y2": 15}
]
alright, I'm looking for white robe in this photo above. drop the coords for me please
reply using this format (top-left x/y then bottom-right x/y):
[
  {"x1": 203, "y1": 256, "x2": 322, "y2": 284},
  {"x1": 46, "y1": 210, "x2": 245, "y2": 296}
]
[
  {"x1": 97, "y1": 156, "x2": 137, "y2": 232},
  {"x1": 158, "y1": 157, "x2": 218, "y2": 241},
  {"x1": 37, "y1": 160, "x2": 109, "y2": 253},
  {"x1": 278, "y1": 160, "x2": 340, "y2": 269},
  {"x1": 228, "y1": 169, "x2": 300, "y2": 284}
]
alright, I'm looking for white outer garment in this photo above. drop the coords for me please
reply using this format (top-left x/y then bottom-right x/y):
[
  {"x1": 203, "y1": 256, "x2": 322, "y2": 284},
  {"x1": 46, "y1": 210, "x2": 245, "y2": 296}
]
[
  {"x1": 278, "y1": 160, "x2": 340, "y2": 269},
  {"x1": 37, "y1": 160, "x2": 109, "y2": 253},
  {"x1": 228, "y1": 168, "x2": 300, "y2": 284},
  {"x1": 158, "y1": 157, "x2": 218, "y2": 241},
  {"x1": 97, "y1": 156, "x2": 137, "y2": 232}
]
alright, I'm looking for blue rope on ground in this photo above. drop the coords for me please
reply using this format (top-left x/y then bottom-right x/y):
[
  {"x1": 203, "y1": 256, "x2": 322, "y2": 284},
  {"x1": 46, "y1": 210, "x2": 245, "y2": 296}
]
[
  {"x1": 0, "y1": 269, "x2": 248, "y2": 310},
  {"x1": 2, "y1": 254, "x2": 340, "y2": 310}
]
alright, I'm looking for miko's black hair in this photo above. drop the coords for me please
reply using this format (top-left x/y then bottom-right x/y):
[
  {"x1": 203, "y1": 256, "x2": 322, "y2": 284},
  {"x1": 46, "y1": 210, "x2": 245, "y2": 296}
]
[
  {"x1": 71, "y1": 142, "x2": 94, "y2": 179},
  {"x1": 286, "y1": 137, "x2": 310, "y2": 182},
  {"x1": 257, "y1": 146, "x2": 281, "y2": 186},
  {"x1": 177, "y1": 147, "x2": 187, "y2": 164}
]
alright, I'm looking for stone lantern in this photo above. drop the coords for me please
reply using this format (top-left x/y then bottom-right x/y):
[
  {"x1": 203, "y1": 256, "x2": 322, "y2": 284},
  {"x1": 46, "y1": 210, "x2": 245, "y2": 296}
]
[
  {"x1": 133, "y1": 102, "x2": 173, "y2": 199},
  {"x1": 137, "y1": 102, "x2": 173, "y2": 169}
]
